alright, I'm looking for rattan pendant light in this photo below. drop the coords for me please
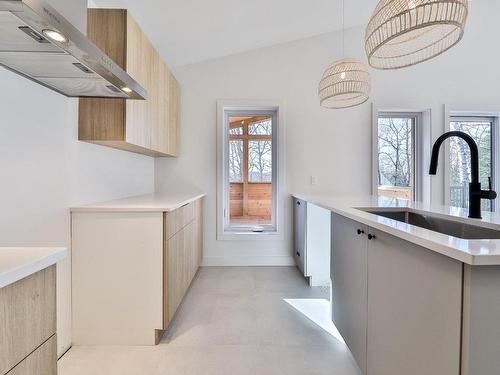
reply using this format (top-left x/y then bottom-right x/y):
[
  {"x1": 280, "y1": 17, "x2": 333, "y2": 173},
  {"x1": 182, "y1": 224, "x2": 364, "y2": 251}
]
[
  {"x1": 319, "y1": 0, "x2": 371, "y2": 109},
  {"x1": 365, "y1": 0, "x2": 468, "y2": 70}
]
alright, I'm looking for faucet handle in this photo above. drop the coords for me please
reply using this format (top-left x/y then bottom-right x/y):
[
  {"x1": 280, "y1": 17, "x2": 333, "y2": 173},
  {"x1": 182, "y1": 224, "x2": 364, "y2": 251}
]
[
  {"x1": 484, "y1": 190, "x2": 498, "y2": 200},
  {"x1": 482, "y1": 177, "x2": 497, "y2": 200}
]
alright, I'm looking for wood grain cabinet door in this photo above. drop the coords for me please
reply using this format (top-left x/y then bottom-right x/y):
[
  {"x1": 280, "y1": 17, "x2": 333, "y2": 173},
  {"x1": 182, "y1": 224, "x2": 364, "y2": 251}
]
[
  {"x1": 366, "y1": 228, "x2": 462, "y2": 375},
  {"x1": 79, "y1": 9, "x2": 180, "y2": 157},
  {"x1": 7, "y1": 335, "x2": 57, "y2": 375},
  {"x1": 183, "y1": 222, "x2": 195, "y2": 291},
  {"x1": 0, "y1": 267, "x2": 56, "y2": 374},
  {"x1": 195, "y1": 199, "x2": 203, "y2": 268},
  {"x1": 167, "y1": 228, "x2": 185, "y2": 322},
  {"x1": 164, "y1": 200, "x2": 203, "y2": 328},
  {"x1": 330, "y1": 213, "x2": 368, "y2": 374}
]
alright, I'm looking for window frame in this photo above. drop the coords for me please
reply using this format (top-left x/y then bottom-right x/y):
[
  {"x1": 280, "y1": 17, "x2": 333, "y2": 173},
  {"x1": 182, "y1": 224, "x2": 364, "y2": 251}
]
[
  {"x1": 372, "y1": 107, "x2": 431, "y2": 203},
  {"x1": 444, "y1": 110, "x2": 499, "y2": 212},
  {"x1": 217, "y1": 100, "x2": 283, "y2": 240}
]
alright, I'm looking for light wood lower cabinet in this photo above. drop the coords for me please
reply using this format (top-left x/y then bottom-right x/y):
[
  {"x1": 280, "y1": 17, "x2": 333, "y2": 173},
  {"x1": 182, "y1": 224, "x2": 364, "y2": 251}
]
[
  {"x1": 164, "y1": 201, "x2": 202, "y2": 326},
  {"x1": 7, "y1": 336, "x2": 57, "y2": 375},
  {"x1": 331, "y1": 213, "x2": 462, "y2": 375},
  {"x1": 72, "y1": 198, "x2": 203, "y2": 345},
  {"x1": 166, "y1": 222, "x2": 194, "y2": 322},
  {"x1": 0, "y1": 266, "x2": 56, "y2": 375}
]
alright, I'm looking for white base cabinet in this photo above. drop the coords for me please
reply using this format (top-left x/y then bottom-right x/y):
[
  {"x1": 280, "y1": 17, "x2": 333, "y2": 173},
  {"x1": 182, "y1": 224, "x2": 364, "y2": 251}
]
[
  {"x1": 72, "y1": 198, "x2": 203, "y2": 346},
  {"x1": 293, "y1": 198, "x2": 330, "y2": 286},
  {"x1": 331, "y1": 213, "x2": 463, "y2": 375}
]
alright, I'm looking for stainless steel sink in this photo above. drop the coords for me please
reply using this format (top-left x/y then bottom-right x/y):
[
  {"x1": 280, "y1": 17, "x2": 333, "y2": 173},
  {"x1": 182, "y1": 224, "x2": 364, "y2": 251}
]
[{"x1": 361, "y1": 209, "x2": 500, "y2": 240}]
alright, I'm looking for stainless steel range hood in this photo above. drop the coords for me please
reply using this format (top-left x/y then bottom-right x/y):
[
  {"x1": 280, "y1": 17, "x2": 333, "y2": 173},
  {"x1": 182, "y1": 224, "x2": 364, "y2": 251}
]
[{"x1": 0, "y1": 0, "x2": 147, "y2": 99}]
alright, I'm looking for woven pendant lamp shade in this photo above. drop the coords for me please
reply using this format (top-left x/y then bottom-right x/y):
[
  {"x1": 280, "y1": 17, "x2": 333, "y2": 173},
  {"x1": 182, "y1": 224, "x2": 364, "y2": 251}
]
[
  {"x1": 365, "y1": 0, "x2": 468, "y2": 70},
  {"x1": 318, "y1": 58, "x2": 371, "y2": 109}
]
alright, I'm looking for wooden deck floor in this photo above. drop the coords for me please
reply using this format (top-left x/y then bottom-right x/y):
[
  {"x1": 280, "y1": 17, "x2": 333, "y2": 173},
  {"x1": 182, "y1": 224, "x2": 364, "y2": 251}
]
[{"x1": 230, "y1": 215, "x2": 272, "y2": 225}]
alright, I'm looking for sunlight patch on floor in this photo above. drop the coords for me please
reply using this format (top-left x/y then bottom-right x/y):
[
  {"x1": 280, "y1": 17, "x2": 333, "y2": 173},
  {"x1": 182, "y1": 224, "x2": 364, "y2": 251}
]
[{"x1": 284, "y1": 298, "x2": 345, "y2": 344}]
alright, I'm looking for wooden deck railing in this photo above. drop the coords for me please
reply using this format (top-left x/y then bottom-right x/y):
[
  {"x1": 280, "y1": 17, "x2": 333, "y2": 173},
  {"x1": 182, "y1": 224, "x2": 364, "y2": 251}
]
[
  {"x1": 378, "y1": 186, "x2": 412, "y2": 200},
  {"x1": 230, "y1": 182, "x2": 272, "y2": 222}
]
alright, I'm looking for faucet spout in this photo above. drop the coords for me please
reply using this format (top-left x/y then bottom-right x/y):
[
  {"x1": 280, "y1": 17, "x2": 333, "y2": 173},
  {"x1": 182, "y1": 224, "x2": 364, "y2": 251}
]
[
  {"x1": 429, "y1": 131, "x2": 496, "y2": 219},
  {"x1": 429, "y1": 131, "x2": 479, "y2": 183}
]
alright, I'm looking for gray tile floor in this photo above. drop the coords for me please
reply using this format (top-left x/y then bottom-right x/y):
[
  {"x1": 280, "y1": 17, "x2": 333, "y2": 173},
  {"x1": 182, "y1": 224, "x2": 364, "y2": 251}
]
[{"x1": 58, "y1": 267, "x2": 362, "y2": 375}]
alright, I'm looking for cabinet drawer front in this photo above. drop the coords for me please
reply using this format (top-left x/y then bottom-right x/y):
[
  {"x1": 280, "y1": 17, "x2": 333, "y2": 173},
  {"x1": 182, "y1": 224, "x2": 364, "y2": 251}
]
[
  {"x1": 7, "y1": 335, "x2": 57, "y2": 375},
  {"x1": 0, "y1": 267, "x2": 56, "y2": 374},
  {"x1": 166, "y1": 202, "x2": 195, "y2": 238}
]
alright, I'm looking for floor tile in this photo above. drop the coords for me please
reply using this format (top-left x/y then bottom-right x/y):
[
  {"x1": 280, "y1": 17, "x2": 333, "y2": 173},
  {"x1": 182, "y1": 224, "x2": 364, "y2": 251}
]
[{"x1": 59, "y1": 266, "x2": 361, "y2": 375}]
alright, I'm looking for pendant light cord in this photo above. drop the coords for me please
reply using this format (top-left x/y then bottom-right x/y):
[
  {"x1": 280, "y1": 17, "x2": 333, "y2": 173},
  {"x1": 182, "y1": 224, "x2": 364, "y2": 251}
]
[{"x1": 342, "y1": 0, "x2": 345, "y2": 57}]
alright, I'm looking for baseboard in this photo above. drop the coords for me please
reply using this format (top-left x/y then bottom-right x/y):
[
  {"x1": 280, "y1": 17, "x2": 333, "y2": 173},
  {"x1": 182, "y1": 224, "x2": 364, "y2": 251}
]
[{"x1": 202, "y1": 255, "x2": 295, "y2": 267}]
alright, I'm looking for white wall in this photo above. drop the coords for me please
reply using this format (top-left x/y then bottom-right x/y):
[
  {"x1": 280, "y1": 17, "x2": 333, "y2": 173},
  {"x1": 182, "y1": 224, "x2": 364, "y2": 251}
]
[
  {"x1": 0, "y1": 0, "x2": 155, "y2": 355},
  {"x1": 155, "y1": 0, "x2": 500, "y2": 266}
]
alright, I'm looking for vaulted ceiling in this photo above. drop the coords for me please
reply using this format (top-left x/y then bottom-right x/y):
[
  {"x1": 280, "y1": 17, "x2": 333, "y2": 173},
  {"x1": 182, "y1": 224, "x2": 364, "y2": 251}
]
[{"x1": 91, "y1": 0, "x2": 377, "y2": 67}]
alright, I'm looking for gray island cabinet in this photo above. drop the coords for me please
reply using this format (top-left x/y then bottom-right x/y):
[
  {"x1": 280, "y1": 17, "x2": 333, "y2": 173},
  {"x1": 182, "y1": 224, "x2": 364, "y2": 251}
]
[{"x1": 331, "y1": 212, "x2": 499, "y2": 375}]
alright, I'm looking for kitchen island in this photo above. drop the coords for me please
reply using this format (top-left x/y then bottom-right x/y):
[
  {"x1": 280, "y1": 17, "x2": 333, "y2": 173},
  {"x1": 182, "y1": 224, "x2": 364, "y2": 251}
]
[{"x1": 293, "y1": 194, "x2": 500, "y2": 375}]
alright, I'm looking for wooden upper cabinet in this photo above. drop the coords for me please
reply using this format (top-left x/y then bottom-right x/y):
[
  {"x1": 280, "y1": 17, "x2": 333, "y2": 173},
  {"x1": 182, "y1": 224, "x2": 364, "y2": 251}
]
[{"x1": 79, "y1": 9, "x2": 180, "y2": 157}]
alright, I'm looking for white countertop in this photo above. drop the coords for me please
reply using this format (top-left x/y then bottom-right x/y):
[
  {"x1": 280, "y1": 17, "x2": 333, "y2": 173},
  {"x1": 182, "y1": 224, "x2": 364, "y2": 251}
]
[
  {"x1": 0, "y1": 247, "x2": 68, "y2": 289},
  {"x1": 70, "y1": 192, "x2": 206, "y2": 213},
  {"x1": 293, "y1": 193, "x2": 500, "y2": 266}
]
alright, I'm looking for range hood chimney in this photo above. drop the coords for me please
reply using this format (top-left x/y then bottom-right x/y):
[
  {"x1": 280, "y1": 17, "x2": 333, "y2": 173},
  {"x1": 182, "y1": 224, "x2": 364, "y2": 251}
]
[{"x1": 0, "y1": 0, "x2": 147, "y2": 99}]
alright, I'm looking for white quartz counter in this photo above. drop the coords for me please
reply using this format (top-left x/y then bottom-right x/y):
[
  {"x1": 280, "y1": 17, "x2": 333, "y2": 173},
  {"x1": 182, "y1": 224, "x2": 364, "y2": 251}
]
[
  {"x1": 293, "y1": 193, "x2": 500, "y2": 266},
  {"x1": 71, "y1": 192, "x2": 206, "y2": 213},
  {"x1": 0, "y1": 247, "x2": 68, "y2": 289}
]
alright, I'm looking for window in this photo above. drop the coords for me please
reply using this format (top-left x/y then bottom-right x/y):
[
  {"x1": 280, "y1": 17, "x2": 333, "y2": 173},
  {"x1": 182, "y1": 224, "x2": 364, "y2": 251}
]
[
  {"x1": 219, "y1": 107, "x2": 279, "y2": 235},
  {"x1": 373, "y1": 109, "x2": 431, "y2": 203},
  {"x1": 449, "y1": 117, "x2": 495, "y2": 211},
  {"x1": 376, "y1": 114, "x2": 417, "y2": 200}
]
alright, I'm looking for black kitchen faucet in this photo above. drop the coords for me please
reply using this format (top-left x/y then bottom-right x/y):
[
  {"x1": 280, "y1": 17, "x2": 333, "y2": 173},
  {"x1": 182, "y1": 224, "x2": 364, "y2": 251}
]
[{"x1": 429, "y1": 131, "x2": 497, "y2": 219}]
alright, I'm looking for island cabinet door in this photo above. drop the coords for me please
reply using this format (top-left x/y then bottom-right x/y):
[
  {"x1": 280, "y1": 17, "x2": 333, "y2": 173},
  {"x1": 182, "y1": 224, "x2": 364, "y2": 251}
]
[
  {"x1": 331, "y1": 213, "x2": 369, "y2": 374},
  {"x1": 366, "y1": 227, "x2": 462, "y2": 375}
]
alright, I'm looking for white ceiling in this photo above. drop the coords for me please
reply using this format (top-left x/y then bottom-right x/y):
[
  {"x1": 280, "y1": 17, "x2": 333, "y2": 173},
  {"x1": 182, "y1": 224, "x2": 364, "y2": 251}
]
[{"x1": 91, "y1": 0, "x2": 377, "y2": 67}]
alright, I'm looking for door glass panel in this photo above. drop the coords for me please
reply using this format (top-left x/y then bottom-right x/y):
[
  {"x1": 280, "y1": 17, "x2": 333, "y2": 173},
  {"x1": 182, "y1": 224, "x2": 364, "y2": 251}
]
[{"x1": 449, "y1": 119, "x2": 493, "y2": 211}]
